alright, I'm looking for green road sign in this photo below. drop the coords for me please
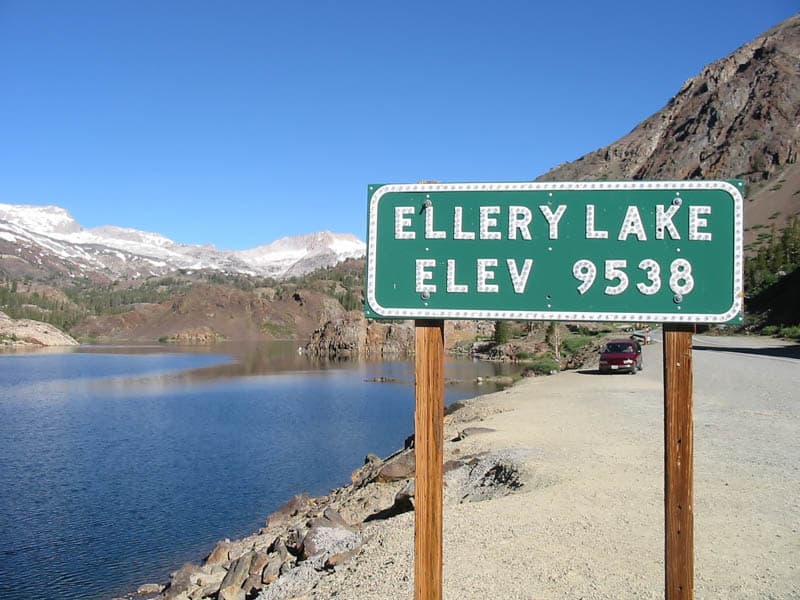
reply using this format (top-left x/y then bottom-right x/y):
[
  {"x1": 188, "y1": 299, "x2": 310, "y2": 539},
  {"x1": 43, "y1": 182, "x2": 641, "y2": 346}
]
[{"x1": 365, "y1": 181, "x2": 744, "y2": 323}]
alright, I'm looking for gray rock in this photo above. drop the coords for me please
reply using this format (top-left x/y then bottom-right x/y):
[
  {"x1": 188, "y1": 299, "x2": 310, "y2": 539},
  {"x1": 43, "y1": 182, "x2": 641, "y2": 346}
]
[
  {"x1": 300, "y1": 525, "x2": 362, "y2": 560},
  {"x1": 457, "y1": 449, "x2": 529, "y2": 503},
  {"x1": 255, "y1": 562, "x2": 321, "y2": 600}
]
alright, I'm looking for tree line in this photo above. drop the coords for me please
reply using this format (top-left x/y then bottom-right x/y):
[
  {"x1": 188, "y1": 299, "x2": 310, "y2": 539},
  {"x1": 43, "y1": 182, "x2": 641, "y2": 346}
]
[{"x1": 744, "y1": 217, "x2": 800, "y2": 296}]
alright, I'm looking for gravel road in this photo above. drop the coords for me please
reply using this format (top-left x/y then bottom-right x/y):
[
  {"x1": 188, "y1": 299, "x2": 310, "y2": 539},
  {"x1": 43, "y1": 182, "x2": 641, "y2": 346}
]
[{"x1": 313, "y1": 334, "x2": 799, "y2": 599}]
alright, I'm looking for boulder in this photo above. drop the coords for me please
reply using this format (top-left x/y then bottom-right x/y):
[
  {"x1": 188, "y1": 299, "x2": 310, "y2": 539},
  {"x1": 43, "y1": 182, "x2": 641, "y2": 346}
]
[
  {"x1": 307, "y1": 507, "x2": 351, "y2": 530},
  {"x1": 204, "y1": 539, "x2": 233, "y2": 565},
  {"x1": 218, "y1": 552, "x2": 253, "y2": 600},
  {"x1": 266, "y1": 493, "x2": 311, "y2": 528},
  {"x1": 249, "y1": 551, "x2": 269, "y2": 579},
  {"x1": 162, "y1": 564, "x2": 198, "y2": 600},
  {"x1": 350, "y1": 454, "x2": 382, "y2": 488},
  {"x1": 300, "y1": 525, "x2": 362, "y2": 560},
  {"x1": 377, "y1": 450, "x2": 415, "y2": 482}
]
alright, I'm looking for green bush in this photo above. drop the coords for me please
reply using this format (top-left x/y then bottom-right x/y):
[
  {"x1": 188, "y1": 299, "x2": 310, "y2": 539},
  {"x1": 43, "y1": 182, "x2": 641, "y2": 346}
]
[
  {"x1": 561, "y1": 334, "x2": 594, "y2": 355},
  {"x1": 523, "y1": 354, "x2": 561, "y2": 376}
]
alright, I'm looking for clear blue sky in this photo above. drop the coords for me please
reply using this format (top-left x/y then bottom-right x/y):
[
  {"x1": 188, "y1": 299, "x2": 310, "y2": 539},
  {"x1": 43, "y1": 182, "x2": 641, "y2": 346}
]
[{"x1": 0, "y1": 1, "x2": 796, "y2": 250}]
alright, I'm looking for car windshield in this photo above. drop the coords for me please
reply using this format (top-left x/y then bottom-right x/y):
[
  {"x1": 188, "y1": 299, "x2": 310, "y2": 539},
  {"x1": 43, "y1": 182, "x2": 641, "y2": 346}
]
[{"x1": 604, "y1": 342, "x2": 635, "y2": 353}]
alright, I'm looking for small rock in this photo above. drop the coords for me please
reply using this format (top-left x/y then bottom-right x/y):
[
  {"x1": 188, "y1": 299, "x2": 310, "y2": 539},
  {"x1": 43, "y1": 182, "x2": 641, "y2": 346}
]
[
  {"x1": 393, "y1": 478, "x2": 416, "y2": 512},
  {"x1": 322, "y1": 507, "x2": 350, "y2": 528},
  {"x1": 136, "y1": 582, "x2": 164, "y2": 595},
  {"x1": 453, "y1": 427, "x2": 496, "y2": 441},
  {"x1": 444, "y1": 459, "x2": 465, "y2": 473},
  {"x1": 285, "y1": 526, "x2": 307, "y2": 556},
  {"x1": 324, "y1": 544, "x2": 362, "y2": 569}
]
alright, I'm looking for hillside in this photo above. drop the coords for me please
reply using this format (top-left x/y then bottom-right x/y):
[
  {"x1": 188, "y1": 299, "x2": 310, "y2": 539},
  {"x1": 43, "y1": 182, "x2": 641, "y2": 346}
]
[
  {"x1": 537, "y1": 14, "x2": 800, "y2": 252},
  {"x1": 1, "y1": 259, "x2": 366, "y2": 343}
]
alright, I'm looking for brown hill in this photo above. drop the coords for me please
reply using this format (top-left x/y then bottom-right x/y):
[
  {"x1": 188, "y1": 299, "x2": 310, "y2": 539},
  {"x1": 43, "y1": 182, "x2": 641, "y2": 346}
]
[
  {"x1": 70, "y1": 283, "x2": 345, "y2": 343},
  {"x1": 537, "y1": 14, "x2": 800, "y2": 251}
]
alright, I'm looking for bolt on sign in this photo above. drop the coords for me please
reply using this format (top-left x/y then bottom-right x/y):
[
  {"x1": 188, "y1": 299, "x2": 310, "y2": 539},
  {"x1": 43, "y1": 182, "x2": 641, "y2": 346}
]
[{"x1": 365, "y1": 181, "x2": 744, "y2": 323}]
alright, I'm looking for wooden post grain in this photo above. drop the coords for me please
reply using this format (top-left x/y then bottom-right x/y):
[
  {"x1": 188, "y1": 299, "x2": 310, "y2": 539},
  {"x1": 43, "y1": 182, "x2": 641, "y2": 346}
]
[
  {"x1": 414, "y1": 320, "x2": 445, "y2": 600},
  {"x1": 663, "y1": 324, "x2": 694, "y2": 600}
]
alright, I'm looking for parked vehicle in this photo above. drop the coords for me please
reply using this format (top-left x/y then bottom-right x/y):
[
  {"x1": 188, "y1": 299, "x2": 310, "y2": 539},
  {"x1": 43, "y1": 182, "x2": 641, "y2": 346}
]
[{"x1": 598, "y1": 339, "x2": 643, "y2": 374}]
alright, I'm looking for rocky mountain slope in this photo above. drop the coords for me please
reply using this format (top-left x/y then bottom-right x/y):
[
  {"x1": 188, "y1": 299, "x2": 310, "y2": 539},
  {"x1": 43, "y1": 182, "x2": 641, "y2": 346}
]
[
  {"x1": 538, "y1": 14, "x2": 800, "y2": 250},
  {"x1": 0, "y1": 311, "x2": 78, "y2": 347},
  {"x1": 0, "y1": 203, "x2": 365, "y2": 282}
]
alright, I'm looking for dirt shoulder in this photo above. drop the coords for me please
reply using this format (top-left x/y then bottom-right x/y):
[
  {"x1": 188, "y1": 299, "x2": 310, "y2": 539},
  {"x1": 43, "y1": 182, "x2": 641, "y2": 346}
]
[{"x1": 312, "y1": 338, "x2": 799, "y2": 599}]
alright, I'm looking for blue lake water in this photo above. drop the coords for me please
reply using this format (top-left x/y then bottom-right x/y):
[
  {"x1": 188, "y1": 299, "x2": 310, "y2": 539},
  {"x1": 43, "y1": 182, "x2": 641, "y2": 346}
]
[{"x1": 0, "y1": 344, "x2": 516, "y2": 600}]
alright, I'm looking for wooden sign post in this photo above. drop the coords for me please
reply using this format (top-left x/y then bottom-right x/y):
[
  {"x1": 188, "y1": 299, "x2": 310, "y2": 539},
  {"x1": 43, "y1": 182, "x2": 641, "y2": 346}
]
[
  {"x1": 414, "y1": 320, "x2": 445, "y2": 600},
  {"x1": 663, "y1": 324, "x2": 694, "y2": 599}
]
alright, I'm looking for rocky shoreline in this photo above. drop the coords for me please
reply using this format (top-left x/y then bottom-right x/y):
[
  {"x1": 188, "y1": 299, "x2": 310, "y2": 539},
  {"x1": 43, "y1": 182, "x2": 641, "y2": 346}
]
[{"x1": 113, "y1": 390, "x2": 527, "y2": 600}]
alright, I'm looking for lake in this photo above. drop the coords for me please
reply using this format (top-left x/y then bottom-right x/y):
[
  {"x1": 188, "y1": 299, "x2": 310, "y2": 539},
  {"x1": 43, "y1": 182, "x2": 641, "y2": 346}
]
[{"x1": 0, "y1": 343, "x2": 519, "y2": 600}]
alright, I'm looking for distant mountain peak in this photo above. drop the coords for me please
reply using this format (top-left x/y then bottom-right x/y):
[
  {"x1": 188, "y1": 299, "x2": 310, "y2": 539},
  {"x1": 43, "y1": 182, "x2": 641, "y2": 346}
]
[
  {"x1": 0, "y1": 203, "x2": 82, "y2": 236},
  {"x1": 0, "y1": 202, "x2": 366, "y2": 281}
]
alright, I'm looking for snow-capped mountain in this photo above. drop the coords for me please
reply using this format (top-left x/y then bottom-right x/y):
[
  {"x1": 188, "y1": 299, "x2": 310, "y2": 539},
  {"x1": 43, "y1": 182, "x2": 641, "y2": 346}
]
[{"x1": 0, "y1": 203, "x2": 366, "y2": 280}]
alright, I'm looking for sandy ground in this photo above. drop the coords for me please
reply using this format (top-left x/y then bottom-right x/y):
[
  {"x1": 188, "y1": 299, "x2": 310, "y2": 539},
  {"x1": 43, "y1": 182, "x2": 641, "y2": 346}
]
[{"x1": 312, "y1": 336, "x2": 800, "y2": 599}]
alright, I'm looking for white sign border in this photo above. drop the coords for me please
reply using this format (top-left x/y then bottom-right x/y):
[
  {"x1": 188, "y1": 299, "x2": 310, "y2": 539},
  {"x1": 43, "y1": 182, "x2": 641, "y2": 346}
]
[{"x1": 366, "y1": 180, "x2": 744, "y2": 323}]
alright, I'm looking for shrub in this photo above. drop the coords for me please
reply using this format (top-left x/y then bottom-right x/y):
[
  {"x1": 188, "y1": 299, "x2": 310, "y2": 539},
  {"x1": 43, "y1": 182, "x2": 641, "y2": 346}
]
[
  {"x1": 779, "y1": 325, "x2": 800, "y2": 340},
  {"x1": 523, "y1": 354, "x2": 561, "y2": 376},
  {"x1": 561, "y1": 334, "x2": 594, "y2": 355}
]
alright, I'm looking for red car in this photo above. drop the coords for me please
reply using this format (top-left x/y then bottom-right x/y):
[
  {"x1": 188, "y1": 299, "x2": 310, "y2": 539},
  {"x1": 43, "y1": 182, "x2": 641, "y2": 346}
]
[{"x1": 599, "y1": 338, "x2": 643, "y2": 374}]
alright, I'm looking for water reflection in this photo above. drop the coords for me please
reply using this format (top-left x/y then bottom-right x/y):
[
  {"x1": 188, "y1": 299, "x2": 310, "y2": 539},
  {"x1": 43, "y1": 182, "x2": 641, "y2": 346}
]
[{"x1": 78, "y1": 341, "x2": 523, "y2": 396}]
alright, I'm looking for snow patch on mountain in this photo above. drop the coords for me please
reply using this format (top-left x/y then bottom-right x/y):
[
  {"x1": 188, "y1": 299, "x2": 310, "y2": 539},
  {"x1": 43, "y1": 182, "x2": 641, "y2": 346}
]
[{"x1": 0, "y1": 203, "x2": 366, "y2": 279}]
